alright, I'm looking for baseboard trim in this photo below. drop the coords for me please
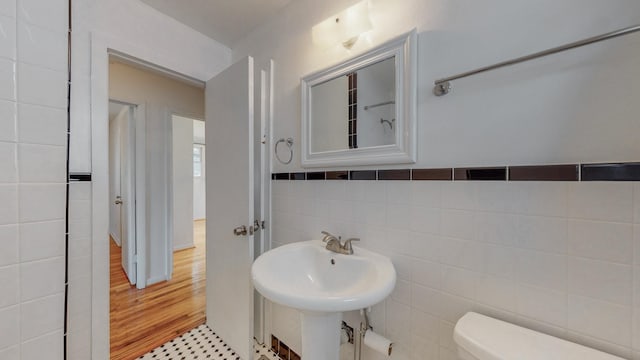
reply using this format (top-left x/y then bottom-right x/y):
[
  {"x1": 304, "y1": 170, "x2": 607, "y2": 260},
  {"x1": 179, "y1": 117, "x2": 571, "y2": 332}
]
[
  {"x1": 174, "y1": 243, "x2": 195, "y2": 252},
  {"x1": 110, "y1": 233, "x2": 121, "y2": 247}
]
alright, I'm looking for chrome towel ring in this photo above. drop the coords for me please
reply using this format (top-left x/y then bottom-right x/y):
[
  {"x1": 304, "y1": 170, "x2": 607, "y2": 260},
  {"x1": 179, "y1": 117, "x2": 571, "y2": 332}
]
[{"x1": 275, "y1": 137, "x2": 294, "y2": 164}]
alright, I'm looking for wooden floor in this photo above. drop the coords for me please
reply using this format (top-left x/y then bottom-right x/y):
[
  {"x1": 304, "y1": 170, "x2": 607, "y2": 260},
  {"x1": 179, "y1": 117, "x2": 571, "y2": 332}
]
[{"x1": 110, "y1": 219, "x2": 207, "y2": 360}]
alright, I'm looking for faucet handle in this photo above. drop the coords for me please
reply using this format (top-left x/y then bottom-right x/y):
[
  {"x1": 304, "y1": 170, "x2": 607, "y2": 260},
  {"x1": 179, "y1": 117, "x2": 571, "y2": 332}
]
[
  {"x1": 321, "y1": 231, "x2": 339, "y2": 242},
  {"x1": 342, "y1": 238, "x2": 360, "y2": 254}
]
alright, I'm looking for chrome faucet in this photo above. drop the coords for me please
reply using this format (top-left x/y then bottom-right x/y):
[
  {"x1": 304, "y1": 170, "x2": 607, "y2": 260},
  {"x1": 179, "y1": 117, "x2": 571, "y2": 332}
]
[{"x1": 321, "y1": 231, "x2": 360, "y2": 255}]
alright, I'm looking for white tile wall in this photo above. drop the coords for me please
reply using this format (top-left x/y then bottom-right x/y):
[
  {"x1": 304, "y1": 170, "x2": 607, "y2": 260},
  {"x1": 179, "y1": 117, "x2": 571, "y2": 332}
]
[
  {"x1": 20, "y1": 294, "x2": 64, "y2": 341},
  {"x1": 17, "y1": 22, "x2": 67, "y2": 72},
  {"x1": 66, "y1": 182, "x2": 92, "y2": 360},
  {"x1": 17, "y1": 0, "x2": 68, "y2": 33},
  {"x1": 19, "y1": 220, "x2": 65, "y2": 262},
  {"x1": 0, "y1": 305, "x2": 20, "y2": 349},
  {"x1": 0, "y1": 346, "x2": 20, "y2": 360},
  {"x1": 0, "y1": 187, "x2": 18, "y2": 225},
  {"x1": 0, "y1": 265, "x2": 19, "y2": 307},
  {"x1": 0, "y1": 15, "x2": 17, "y2": 60},
  {"x1": 271, "y1": 180, "x2": 640, "y2": 359},
  {"x1": 17, "y1": 104, "x2": 66, "y2": 146},
  {"x1": 0, "y1": 0, "x2": 67, "y2": 358},
  {"x1": 0, "y1": 99, "x2": 17, "y2": 142},
  {"x1": 0, "y1": 0, "x2": 16, "y2": 17},
  {"x1": 0, "y1": 141, "x2": 18, "y2": 183},
  {"x1": 0, "y1": 225, "x2": 18, "y2": 266},
  {"x1": 20, "y1": 330, "x2": 63, "y2": 360},
  {"x1": 17, "y1": 63, "x2": 67, "y2": 108},
  {"x1": 0, "y1": 58, "x2": 16, "y2": 101}
]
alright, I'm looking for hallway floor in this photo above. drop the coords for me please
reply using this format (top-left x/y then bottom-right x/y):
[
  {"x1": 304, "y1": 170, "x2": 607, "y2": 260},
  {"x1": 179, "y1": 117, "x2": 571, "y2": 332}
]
[
  {"x1": 110, "y1": 219, "x2": 207, "y2": 360},
  {"x1": 135, "y1": 324, "x2": 280, "y2": 360}
]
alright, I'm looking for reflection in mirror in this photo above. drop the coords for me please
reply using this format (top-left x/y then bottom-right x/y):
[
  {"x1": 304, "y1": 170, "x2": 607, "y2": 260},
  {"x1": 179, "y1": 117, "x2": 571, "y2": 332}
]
[
  {"x1": 301, "y1": 30, "x2": 416, "y2": 167},
  {"x1": 311, "y1": 57, "x2": 396, "y2": 153}
]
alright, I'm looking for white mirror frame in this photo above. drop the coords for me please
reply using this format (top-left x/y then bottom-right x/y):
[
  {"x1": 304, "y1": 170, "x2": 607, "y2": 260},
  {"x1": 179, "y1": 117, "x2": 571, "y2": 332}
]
[{"x1": 301, "y1": 30, "x2": 417, "y2": 167}]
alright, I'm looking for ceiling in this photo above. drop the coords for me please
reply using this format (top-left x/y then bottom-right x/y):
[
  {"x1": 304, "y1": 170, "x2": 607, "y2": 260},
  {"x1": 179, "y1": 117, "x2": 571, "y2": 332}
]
[{"x1": 139, "y1": 0, "x2": 294, "y2": 47}]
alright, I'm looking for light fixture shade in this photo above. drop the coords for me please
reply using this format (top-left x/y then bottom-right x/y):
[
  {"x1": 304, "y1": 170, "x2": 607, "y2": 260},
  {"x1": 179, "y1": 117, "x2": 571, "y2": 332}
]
[{"x1": 312, "y1": 1, "x2": 372, "y2": 49}]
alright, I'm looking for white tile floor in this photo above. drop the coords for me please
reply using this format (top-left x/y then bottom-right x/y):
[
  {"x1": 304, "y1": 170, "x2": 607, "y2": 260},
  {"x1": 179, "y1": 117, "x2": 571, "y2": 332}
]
[{"x1": 136, "y1": 324, "x2": 280, "y2": 360}]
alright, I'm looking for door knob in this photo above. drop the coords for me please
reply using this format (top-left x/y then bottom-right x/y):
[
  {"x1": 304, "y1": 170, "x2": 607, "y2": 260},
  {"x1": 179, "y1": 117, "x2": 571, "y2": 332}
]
[
  {"x1": 233, "y1": 225, "x2": 248, "y2": 236},
  {"x1": 115, "y1": 199, "x2": 123, "y2": 205}
]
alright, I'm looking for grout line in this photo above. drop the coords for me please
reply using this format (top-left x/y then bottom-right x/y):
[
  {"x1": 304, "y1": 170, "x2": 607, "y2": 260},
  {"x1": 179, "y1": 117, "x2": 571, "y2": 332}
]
[
  {"x1": 63, "y1": 0, "x2": 72, "y2": 358},
  {"x1": 14, "y1": 0, "x2": 22, "y2": 353}
]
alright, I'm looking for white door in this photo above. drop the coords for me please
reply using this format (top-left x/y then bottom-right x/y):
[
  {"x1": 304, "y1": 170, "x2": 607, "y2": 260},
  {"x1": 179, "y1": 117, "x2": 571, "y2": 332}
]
[
  {"x1": 120, "y1": 106, "x2": 137, "y2": 285},
  {"x1": 206, "y1": 56, "x2": 255, "y2": 360},
  {"x1": 109, "y1": 114, "x2": 122, "y2": 246},
  {"x1": 109, "y1": 103, "x2": 137, "y2": 285}
]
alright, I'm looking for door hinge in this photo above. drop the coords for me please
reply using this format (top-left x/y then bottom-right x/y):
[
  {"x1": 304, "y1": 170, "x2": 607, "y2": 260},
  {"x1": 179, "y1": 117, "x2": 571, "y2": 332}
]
[{"x1": 261, "y1": 220, "x2": 266, "y2": 230}]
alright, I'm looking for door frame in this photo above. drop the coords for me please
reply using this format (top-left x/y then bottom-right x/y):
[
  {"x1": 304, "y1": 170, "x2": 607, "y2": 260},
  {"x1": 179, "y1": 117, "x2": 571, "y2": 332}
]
[
  {"x1": 90, "y1": 33, "x2": 208, "y2": 359},
  {"x1": 90, "y1": 33, "x2": 272, "y2": 359},
  {"x1": 108, "y1": 99, "x2": 145, "y2": 286}
]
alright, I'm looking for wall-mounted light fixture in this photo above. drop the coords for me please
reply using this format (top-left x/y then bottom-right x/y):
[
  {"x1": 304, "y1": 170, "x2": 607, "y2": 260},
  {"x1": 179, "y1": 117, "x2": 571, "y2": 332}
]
[{"x1": 312, "y1": 1, "x2": 372, "y2": 49}]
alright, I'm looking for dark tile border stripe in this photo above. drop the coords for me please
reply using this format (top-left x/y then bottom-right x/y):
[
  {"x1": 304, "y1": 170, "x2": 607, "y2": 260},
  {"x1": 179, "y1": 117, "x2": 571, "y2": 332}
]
[
  {"x1": 412, "y1": 168, "x2": 452, "y2": 181},
  {"x1": 378, "y1": 169, "x2": 411, "y2": 180},
  {"x1": 454, "y1": 167, "x2": 507, "y2": 181},
  {"x1": 510, "y1": 165, "x2": 578, "y2": 181},
  {"x1": 306, "y1": 171, "x2": 326, "y2": 180},
  {"x1": 69, "y1": 173, "x2": 92, "y2": 182},
  {"x1": 326, "y1": 171, "x2": 348, "y2": 180},
  {"x1": 272, "y1": 162, "x2": 640, "y2": 182},
  {"x1": 350, "y1": 170, "x2": 377, "y2": 180},
  {"x1": 582, "y1": 163, "x2": 640, "y2": 181}
]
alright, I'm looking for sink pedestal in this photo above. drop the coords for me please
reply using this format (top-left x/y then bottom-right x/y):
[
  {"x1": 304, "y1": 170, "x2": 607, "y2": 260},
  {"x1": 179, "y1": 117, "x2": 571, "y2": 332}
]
[{"x1": 300, "y1": 311, "x2": 342, "y2": 360}]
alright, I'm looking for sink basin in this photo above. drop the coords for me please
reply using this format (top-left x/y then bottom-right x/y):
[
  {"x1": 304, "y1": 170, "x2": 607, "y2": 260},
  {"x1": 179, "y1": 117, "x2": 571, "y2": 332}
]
[
  {"x1": 252, "y1": 240, "x2": 396, "y2": 312},
  {"x1": 252, "y1": 240, "x2": 396, "y2": 360}
]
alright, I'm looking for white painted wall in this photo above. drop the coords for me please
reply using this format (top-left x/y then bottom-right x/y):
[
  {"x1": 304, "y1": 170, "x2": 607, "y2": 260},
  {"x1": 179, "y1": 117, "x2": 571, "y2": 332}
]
[
  {"x1": 172, "y1": 116, "x2": 195, "y2": 251},
  {"x1": 70, "y1": 0, "x2": 231, "y2": 173},
  {"x1": 232, "y1": 0, "x2": 640, "y2": 359},
  {"x1": 233, "y1": 0, "x2": 640, "y2": 172},
  {"x1": 193, "y1": 144, "x2": 206, "y2": 220},
  {"x1": 193, "y1": 120, "x2": 206, "y2": 220}
]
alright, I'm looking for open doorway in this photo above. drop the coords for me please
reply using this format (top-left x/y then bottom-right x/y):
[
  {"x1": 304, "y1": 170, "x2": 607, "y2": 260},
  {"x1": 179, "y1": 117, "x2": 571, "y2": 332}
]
[
  {"x1": 93, "y1": 42, "x2": 271, "y2": 360},
  {"x1": 170, "y1": 115, "x2": 206, "y2": 255},
  {"x1": 108, "y1": 57, "x2": 208, "y2": 360},
  {"x1": 108, "y1": 101, "x2": 137, "y2": 286}
]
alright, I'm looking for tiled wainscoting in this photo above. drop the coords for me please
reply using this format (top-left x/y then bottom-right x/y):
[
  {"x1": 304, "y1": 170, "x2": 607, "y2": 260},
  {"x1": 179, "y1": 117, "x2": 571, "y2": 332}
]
[
  {"x1": 271, "y1": 180, "x2": 640, "y2": 360},
  {"x1": 0, "y1": 1, "x2": 69, "y2": 359},
  {"x1": 66, "y1": 181, "x2": 92, "y2": 359}
]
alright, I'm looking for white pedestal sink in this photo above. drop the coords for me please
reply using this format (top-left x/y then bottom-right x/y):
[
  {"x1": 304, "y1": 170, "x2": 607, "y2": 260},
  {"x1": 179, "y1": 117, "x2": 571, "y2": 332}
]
[{"x1": 252, "y1": 240, "x2": 396, "y2": 360}]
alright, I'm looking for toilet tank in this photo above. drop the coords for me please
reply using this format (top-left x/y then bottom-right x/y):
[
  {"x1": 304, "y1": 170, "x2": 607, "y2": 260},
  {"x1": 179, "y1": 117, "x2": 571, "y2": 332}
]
[{"x1": 453, "y1": 312, "x2": 625, "y2": 360}]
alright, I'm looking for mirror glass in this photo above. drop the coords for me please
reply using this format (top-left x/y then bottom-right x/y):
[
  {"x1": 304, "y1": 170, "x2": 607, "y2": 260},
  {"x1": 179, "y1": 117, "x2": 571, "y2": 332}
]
[
  {"x1": 301, "y1": 30, "x2": 416, "y2": 167},
  {"x1": 311, "y1": 57, "x2": 396, "y2": 152}
]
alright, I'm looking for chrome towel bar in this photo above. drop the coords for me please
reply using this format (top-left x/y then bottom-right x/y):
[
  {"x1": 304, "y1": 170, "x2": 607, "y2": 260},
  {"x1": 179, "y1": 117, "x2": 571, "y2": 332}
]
[{"x1": 433, "y1": 24, "x2": 640, "y2": 96}]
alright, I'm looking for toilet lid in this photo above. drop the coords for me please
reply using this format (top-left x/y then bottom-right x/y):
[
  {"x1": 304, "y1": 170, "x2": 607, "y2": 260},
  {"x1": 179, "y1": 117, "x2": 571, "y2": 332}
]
[{"x1": 453, "y1": 312, "x2": 625, "y2": 360}]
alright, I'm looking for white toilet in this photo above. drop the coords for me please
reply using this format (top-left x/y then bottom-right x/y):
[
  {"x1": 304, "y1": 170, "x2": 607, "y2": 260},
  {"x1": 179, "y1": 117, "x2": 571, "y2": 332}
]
[{"x1": 454, "y1": 312, "x2": 625, "y2": 360}]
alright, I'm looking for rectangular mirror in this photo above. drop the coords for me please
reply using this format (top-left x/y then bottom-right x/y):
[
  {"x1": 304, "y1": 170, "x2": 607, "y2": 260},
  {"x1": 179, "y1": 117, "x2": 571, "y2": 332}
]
[{"x1": 301, "y1": 30, "x2": 417, "y2": 167}]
